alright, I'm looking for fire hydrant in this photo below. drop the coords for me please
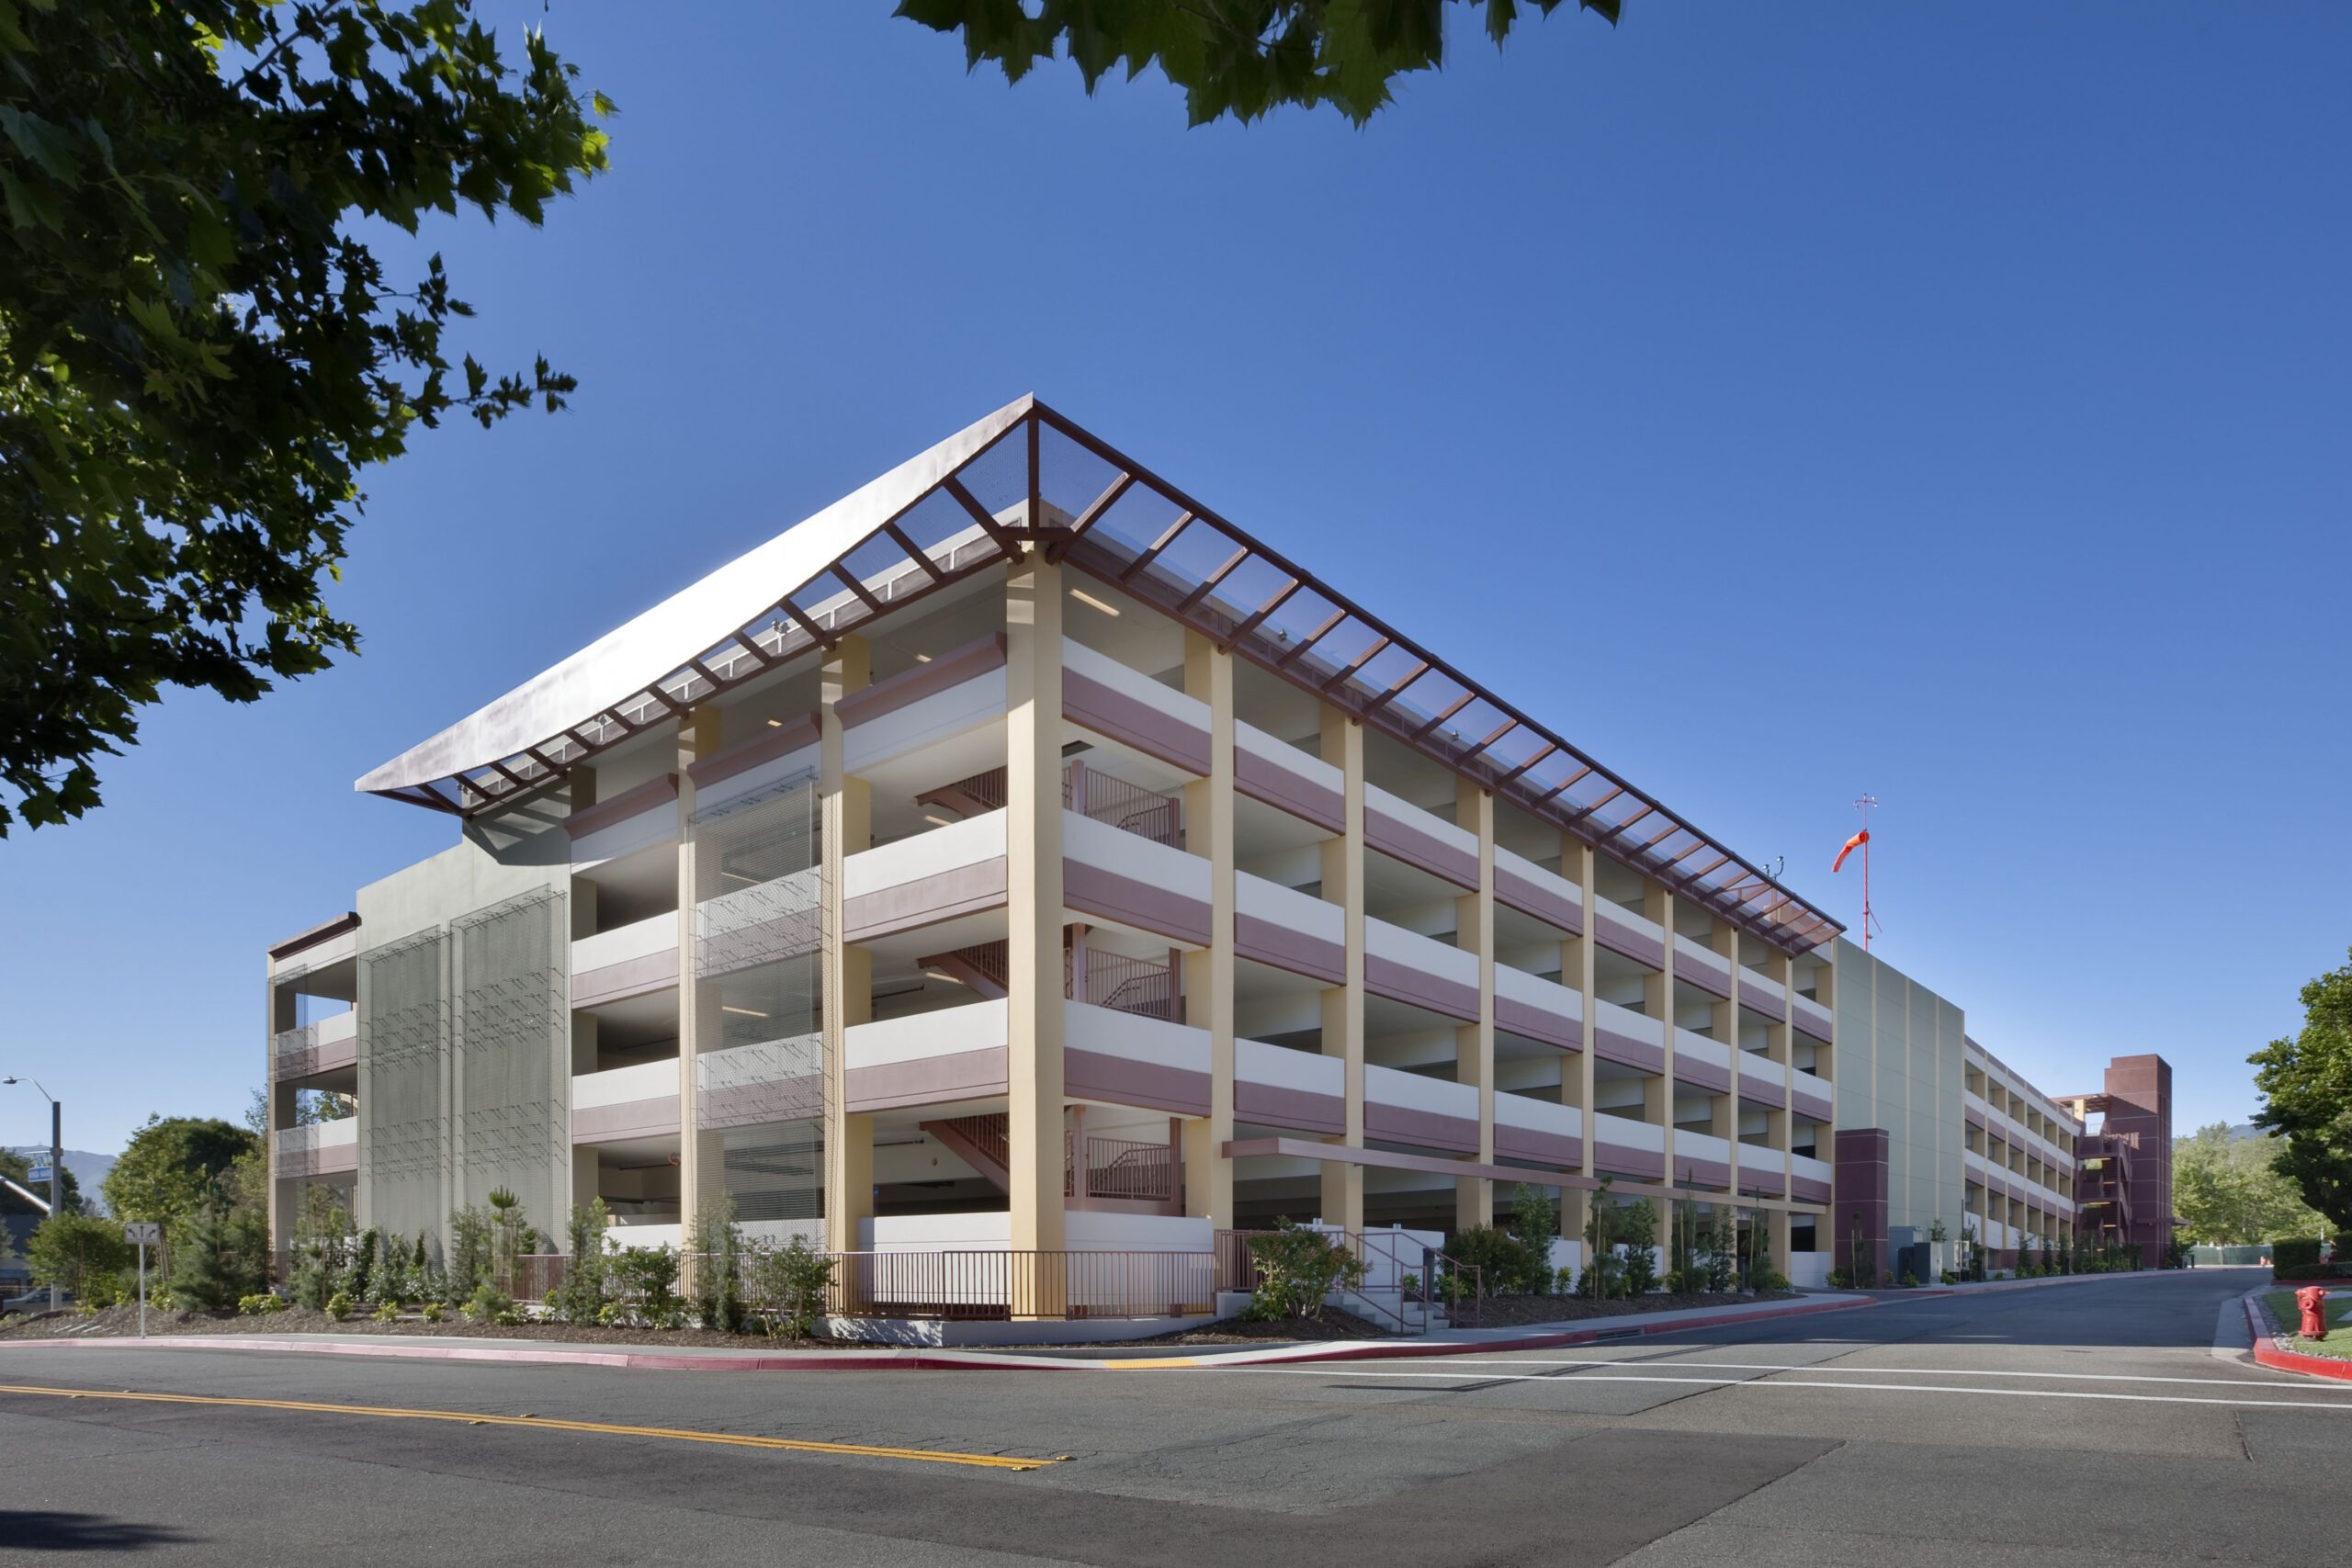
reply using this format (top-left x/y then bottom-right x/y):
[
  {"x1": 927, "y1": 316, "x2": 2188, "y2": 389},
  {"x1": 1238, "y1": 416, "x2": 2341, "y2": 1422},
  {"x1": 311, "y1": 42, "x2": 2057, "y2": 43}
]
[{"x1": 2296, "y1": 1285, "x2": 2330, "y2": 1341}]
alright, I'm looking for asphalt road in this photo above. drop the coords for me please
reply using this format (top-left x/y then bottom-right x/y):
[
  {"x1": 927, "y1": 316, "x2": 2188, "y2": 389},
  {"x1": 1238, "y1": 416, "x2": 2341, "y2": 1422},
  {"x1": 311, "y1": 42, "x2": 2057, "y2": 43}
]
[{"x1": 2, "y1": 1269, "x2": 2340, "y2": 1566}]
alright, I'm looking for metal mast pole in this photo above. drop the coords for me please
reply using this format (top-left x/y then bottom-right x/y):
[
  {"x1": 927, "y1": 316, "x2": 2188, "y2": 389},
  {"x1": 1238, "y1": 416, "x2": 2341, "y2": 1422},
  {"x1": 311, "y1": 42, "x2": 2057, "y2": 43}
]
[
  {"x1": 48, "y1": 1097, "x2": 61, "y2": 1311},
  {"x1": 1852, "y1": 795, "x2": 1879, "y2": 951}
]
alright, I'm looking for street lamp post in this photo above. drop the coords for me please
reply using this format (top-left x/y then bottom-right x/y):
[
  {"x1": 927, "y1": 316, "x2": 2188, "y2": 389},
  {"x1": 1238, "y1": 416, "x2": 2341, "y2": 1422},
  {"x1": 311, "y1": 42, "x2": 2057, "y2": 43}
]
[{"x1": 3, "y1": 1077, "x2": 62, "y2": 1311}]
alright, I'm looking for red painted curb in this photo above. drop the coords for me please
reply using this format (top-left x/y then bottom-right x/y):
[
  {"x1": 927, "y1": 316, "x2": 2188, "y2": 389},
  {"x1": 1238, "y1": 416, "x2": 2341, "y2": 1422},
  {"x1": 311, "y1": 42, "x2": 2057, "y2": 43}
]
[
  {"x1": 2242, "y1": 1295, "x2": 2352, "y2": 1383},
  {"x1": 1227, "y1": 1294, "x2": 1878, "y2": 1367}
]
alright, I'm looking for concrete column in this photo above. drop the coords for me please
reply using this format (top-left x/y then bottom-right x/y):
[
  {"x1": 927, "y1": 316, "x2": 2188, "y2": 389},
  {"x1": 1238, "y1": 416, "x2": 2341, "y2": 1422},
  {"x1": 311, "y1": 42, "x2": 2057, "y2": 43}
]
[
  {"x1": 1181, "y1": 632, "x2": 1237, "y2": 1228},
  {"x1": 1317, "y1": 709, "x2": 1365, "y2": 1234},
  {"x1": 674, "y1": 705, "x2": 722, "y2": 1226},
  {"x1": 821, "y1": 637, "x2": 873, "y2": 1246},
  {"x1": 1005, "y1": 556, "x2": 1068, "y2": 1277},
  {"x1": 1455, "y1": 780, "x2": 1496, "y2": 1232}
]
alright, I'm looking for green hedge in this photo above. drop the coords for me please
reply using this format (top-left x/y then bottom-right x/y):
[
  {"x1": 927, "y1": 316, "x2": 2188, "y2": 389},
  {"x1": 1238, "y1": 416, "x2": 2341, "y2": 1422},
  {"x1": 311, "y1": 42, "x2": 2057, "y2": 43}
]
[
  {"x1": 2275, "y1": 1262, "x2": 2352, "y2": 1281},
  {"x1": 2273, "y1": 1238, "x2": 2324, "y2": 1272}
]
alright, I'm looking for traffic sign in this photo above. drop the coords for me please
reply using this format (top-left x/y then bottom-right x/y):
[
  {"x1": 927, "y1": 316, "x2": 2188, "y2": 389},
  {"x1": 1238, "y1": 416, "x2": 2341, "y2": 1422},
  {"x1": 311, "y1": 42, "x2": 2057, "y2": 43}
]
[
  {"x1": 27, "y1": 1163, "x2": 51, "y2": 1184},
  {"x1": 123, "y1": 1222, "x2": 161, "y2": 1245}
]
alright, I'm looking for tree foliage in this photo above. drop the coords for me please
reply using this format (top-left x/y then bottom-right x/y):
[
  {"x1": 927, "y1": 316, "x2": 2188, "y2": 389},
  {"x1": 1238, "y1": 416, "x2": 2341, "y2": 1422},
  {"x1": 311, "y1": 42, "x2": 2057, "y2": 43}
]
[
  {"x1": 2250, "y1": 951, "x2": 2352, "y2": 1232},
  {"x1": 25, "y1": 1210, "x2": 130, "y2": 1296},
  {"x1": 2171, "y1": 1122, "x2": 2327, "y2": 1246},
  {"x1": 0, "y1": 1145, "x2": 83, "y2": 1215},
  {"x1": 100, "y1": 1115, "x2": 257, "y2": 1244},
  {"x1": 896, "y1": 0, "x2": 1620, "y2": 128},
  {"x1": 0, "y1": 0, "x2": 610, "y2": 834}
]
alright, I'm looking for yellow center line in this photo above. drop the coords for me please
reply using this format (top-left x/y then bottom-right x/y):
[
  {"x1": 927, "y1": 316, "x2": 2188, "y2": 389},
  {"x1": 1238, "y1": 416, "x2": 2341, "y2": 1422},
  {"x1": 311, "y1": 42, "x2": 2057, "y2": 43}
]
[{"x1": 0, "y1": 1382, "x2": 1059, "y2": 1472}]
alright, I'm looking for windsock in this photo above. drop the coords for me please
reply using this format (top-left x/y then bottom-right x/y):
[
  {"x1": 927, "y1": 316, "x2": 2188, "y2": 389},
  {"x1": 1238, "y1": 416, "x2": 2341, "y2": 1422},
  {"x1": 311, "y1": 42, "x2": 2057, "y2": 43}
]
[{"x1": 1832, "y1": 829, "x2": 1869, "y2": 874}]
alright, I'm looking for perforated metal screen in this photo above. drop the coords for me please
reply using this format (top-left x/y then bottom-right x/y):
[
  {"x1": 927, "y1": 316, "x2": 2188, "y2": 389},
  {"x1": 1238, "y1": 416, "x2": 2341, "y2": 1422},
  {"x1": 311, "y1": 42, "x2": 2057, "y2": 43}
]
[{"x1": 693, "y1": 772, "x2": 824, "y2": 1224}]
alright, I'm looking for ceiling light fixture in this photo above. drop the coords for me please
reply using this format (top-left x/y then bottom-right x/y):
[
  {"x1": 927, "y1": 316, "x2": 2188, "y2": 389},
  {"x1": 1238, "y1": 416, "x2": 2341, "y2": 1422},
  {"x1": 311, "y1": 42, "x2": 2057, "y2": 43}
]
[
  {"x1": 721, "y1": 1005, "x2": 769, "y2": 1019},
  {"x1": 922, "y1": 813, "x2": 954, "y2": 828},
  {"x1": 1069, "y1": 589, "x2": 1121, "y2": 617}
]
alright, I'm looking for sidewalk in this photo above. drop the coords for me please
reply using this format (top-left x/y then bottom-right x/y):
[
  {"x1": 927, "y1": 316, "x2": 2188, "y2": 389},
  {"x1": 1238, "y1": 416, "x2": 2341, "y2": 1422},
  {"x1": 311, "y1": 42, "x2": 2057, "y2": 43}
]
[{"x1": 0, "y1": 1292, "x2": 1878, "y2": 1373}]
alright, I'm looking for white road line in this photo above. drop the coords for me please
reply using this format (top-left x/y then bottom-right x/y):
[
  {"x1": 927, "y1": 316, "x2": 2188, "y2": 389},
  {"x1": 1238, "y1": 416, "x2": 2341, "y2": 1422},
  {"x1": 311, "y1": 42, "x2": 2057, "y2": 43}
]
[
  {"x1": 1226, "y1": 1368, "x2": 2352, "y2": 1411},
  {"x1": 1315, "y1": 1357, "x2": 2352, "y2": 1392}
]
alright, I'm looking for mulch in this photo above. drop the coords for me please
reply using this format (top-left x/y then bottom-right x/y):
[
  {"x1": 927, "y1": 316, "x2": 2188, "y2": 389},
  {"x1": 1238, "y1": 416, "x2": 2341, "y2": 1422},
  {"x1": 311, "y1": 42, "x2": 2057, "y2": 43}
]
[{"x1": 0, "y1": 1303, "x2": 867, "y2": 1350}]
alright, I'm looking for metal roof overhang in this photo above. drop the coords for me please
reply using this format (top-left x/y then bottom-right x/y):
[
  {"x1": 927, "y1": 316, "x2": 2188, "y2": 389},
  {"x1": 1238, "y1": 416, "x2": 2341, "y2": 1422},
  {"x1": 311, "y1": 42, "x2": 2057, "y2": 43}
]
[{"x1": 358, "y1": 397, "x2": 1842, "y2": 953}]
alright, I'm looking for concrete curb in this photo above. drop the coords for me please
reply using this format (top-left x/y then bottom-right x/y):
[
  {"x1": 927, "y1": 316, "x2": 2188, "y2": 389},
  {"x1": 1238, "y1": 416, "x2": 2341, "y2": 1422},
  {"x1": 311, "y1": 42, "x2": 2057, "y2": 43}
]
[
  {"x1": 1899, "y1": 1269, "x2": 2206, "y2": 1300},
  {"x1": 2241, "y1": 1291, "x2": 2352, "y2": 1383},
  {"x1": 0, "y1": 1335, "x2": 1068, "y2": 1374},
  {"x1": 0, "y1": 1294, "x2": 1877, "y2": 1373},
  {"x1": 1167, "y1": 1293, "x2": 1880, "y2": 1368}
]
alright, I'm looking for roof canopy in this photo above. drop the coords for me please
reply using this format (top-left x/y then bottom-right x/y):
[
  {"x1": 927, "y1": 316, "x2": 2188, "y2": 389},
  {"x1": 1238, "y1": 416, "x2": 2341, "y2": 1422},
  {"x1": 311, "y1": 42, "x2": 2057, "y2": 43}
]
[{"x1": 360, "y1": 396, "x2": 1842, "y2": 953}]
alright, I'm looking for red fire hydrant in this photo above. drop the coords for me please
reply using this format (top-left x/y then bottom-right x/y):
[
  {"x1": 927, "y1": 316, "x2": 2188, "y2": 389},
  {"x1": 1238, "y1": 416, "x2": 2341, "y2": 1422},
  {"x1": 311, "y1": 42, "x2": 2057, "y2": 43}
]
[{"x1": 2297, "y1": 1286, "x2": 2330, "y2": 1340}]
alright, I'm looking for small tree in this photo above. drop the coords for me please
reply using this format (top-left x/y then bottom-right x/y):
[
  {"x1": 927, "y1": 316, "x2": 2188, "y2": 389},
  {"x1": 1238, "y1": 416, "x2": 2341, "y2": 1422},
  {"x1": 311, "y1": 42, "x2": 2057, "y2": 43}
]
[
  {"x1": 608, "y1": 1246, "x2": 682, "y2": 1327},
  {"x1": 446, "y1": 1204, "x2": 492, "y2": 1303},
  {"x1": 169, "y1": 1201, "x2": 265, "y2": 1312},
  {"x1": 1244, "y1": 1220, "x2": 1365, "y2": 1321},
  {"x1": 1619, "y1": 1199, "x2": 1660, "y2": 1294},
  {"x1": 486, "y1": 1188, "x2": 529, "y2": 1294},
  {"x1": 547, "y1": 1201, "x2": 612, "y2": 1325},
  {"x1": 27, "y1": 1213, "x2": 132, "y2": 1301},
  {"x1": 687, "y1": 1196, "x2": 743, "y2": 1332},
  {"x1": 1508, "y1": 1184, "x2": 1558, "y2": 1292}
]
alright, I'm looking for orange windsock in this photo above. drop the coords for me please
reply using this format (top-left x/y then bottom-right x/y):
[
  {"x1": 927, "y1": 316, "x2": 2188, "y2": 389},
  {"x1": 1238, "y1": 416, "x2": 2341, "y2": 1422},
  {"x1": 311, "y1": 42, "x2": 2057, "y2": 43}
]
[{"x1": 1832, "y1": 829, "x2": 1869, "y2": 874}]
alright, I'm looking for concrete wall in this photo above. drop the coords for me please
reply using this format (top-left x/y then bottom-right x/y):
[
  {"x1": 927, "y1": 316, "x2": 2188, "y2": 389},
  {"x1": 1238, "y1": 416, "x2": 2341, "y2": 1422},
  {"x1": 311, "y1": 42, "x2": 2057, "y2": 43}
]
[{"x1": 1832, "y1": 938, "x2": 1964, "y2": 1242}]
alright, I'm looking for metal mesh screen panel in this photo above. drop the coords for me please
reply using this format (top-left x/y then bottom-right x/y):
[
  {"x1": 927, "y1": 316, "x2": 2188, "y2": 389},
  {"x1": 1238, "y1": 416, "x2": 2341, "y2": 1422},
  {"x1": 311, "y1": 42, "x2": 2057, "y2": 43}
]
[
  {"x1": 694, "y1": 771, "x2": 823, "y2": 1224},
  {"x1": 453, "y1": 889, "x2": 568, "y2": 1236},
  {"x1": 358, "y1": 929, "x2": 448, "y2": 1238}
]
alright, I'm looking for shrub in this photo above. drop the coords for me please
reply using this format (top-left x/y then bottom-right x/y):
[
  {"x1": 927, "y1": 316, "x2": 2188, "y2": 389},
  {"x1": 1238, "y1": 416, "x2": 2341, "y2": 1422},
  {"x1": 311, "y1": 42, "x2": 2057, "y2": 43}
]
[
  {"x1": 1399, "y1": 1271, "x2": 1421, "y2": 1297},
  {"x1": 373, "y1": 1301, "x2": 399, "y2": 1323},
  {"x1": 1555, "y1": 1267, "x2": 1576, "y2": 1295},
  {"x1": 1447, "y1": 1226, "x2": 1542, "y2": 1298},
  {"x1": 1755, "y1": 1269, "x2": 1790, "y2": 1292},
  {"x1": 492, "y1": 1308, "x2": 524, "y2": 1327},
  {"x1": 324, "y1": 1292, "x2": 353, "y2": 1321},
  {"x1": 2275, "y1": 1263, "x2": 2352, "y2": 1281},
  {"x1": 1242, "y1": 1220, "x2": 1364, "y2": 1321},
  {"x1": 1898, "y1": 1269, "x2": 1918, "y2": 1289},
  {"x1": 421, "y1": 1301, "x2": 445, "y2": 1323},
  {"x1": 464, "y1": 1281, "x2": 515, "y2": 1323},
  {"x1": 744, "y1": 1235, "x2": 835, "y2": 1341},
  {"x1": 1826, "y1": 1268, "x2": 1850, "y2": 1289},
  {"x1": 236, "y1": 1292, "x2": 285, "y2": 1315},
  {"x1": 607, "y1": 1246, "x2": 680, "y2": 1326}
]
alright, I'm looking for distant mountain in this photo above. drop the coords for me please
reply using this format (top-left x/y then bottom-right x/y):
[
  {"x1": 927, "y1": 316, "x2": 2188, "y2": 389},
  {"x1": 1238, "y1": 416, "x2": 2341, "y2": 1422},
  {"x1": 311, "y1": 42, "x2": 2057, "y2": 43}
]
[{"x1": 4, "y1": 1147, "x2": 116, "y2": 1211}]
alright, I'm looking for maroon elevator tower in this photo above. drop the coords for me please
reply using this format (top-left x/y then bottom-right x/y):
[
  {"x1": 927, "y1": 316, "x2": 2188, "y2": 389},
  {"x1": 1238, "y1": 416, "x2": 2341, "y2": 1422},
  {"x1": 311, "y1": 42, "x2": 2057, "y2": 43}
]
[{"x1": 2068, "y1": 1054, "x2": 2173, "y2": 1267}]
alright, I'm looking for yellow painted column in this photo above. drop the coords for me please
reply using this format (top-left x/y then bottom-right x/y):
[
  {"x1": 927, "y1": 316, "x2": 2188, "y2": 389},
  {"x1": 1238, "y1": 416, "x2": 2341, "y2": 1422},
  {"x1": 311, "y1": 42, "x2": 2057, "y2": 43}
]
[
  {"x1": 1182, "y1": 631, "x2": 1236, "y2": 1228},
  {"x1": 1005, "y1": 554, "x2": 1068, "y2": 1294},
  {"x1": 1455, "y1": 780, "x2": 1495, "y2": 1232},
  {"x1": 1317, "y1": 709, "x2": 1365, "y2": 1234},
  {"x1": 1563, "y1": 839, "x2": 1597, "y2": 1261},
  {"x1": 675, "y1": 705, "x2": 722, "y2": 1226},
  {"x1": 1645, "y1": 883, "x2": 1676, "y2": 1262},
  {"x1": 821, "y1": 637, "x2": 872, "y2": 1246}
]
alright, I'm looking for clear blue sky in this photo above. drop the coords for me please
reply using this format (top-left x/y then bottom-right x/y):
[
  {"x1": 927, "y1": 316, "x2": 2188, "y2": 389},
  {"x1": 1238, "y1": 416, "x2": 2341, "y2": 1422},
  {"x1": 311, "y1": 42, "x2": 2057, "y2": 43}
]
[{"x1": 5, "y1": 3, "x2": 2346, "y2": 1156}]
